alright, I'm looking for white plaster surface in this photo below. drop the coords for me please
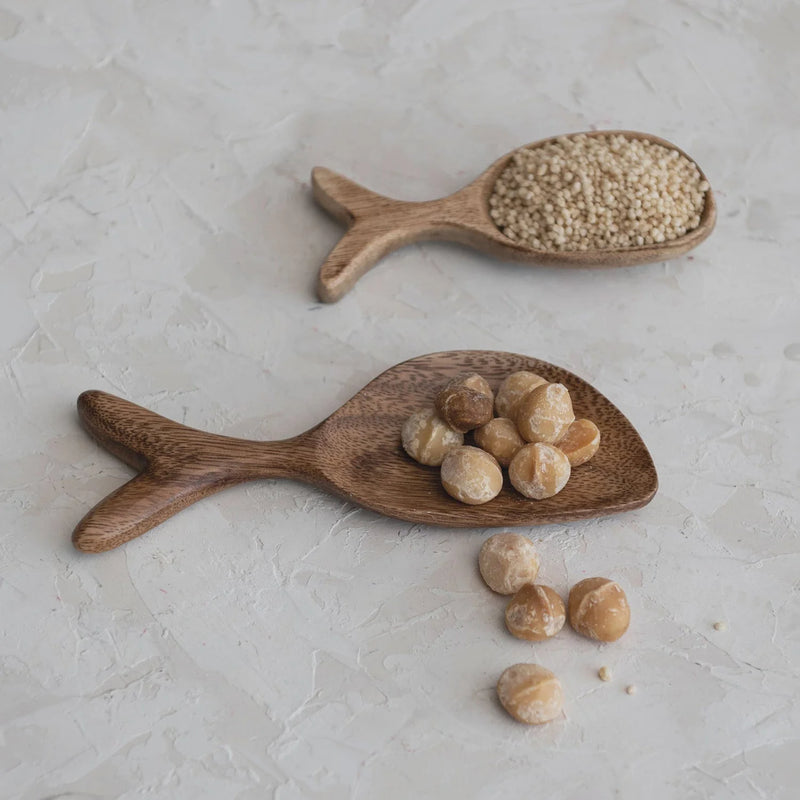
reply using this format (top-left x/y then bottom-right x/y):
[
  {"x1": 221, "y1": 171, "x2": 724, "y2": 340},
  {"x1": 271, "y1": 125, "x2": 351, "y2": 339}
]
[{"x1": 1, "y1": 1, "x2": 799, "y2": 798}]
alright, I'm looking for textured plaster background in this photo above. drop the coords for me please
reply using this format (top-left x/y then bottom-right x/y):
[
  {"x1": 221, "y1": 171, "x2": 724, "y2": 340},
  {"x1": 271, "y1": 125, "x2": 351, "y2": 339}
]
[{"x1": 1, "y1": 1, "x2": 799, "y2": 798}]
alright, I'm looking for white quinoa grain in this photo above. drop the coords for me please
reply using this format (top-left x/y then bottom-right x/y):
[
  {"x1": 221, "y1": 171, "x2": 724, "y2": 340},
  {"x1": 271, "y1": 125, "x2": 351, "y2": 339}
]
[{"x1": 490, "y1": 134, "x2": 709, "y2": 252}]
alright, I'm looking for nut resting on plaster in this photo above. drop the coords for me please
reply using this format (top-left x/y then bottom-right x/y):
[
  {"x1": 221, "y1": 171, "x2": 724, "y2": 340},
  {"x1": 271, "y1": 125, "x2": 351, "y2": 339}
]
[
  {"x1": 505, "y1": 584, "x2": 566, "y2": 641},
  {"x1": 568, "y1": 577, "x2": 631, "y2": 642},
  {"x1": 496, "y1": 664, "x2": 563, "y2": 725},
  {"x1": 478, "y1": 533, "x2": 540, "y2": 595}
]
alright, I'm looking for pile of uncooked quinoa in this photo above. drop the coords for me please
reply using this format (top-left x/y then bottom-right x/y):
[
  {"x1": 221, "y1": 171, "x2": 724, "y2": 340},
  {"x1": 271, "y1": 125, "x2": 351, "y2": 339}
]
[{"x1": 489, "y1": 133, "x2": 710, "y2": 251}]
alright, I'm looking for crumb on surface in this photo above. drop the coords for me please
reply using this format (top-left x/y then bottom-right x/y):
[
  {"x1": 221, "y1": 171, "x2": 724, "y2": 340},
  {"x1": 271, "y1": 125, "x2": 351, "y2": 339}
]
[
  {"x1": 625, "y1": 684, "x2": 637, "y2": 695},
  {"x1": 598, "y1": 666, "x2": 612, "y2": 682}
]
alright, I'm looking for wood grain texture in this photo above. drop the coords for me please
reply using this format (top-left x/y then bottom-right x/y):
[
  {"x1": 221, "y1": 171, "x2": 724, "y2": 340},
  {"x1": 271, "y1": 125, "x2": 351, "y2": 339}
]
[
  {"x1": 73, "y1": 351, "x2": 657, "y2": 553},
  {"x1": 73, "y1": 391, "x2": 320, "y2": 553},
  {"x1": 313, "y1": 130, "x2": 716, "y2": 302}
]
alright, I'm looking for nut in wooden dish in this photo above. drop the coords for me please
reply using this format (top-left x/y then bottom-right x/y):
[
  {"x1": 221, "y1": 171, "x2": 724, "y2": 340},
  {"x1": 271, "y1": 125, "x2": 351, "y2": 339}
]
[
  {"x1": 401, "y1": 407, "x2": 463, "y2": 466},
  {"x1": 398, "y1": 361, "x2": 613, "y2": 510},
  {"x1": 515, "y1": 382, "x2": 575, "y2": 444},
  {"x1": 440, "y1": 445, "x2": 502, "y2": 505},
  {"x1": 557, "y1": 419, "x2": 601, "y2": 467},
  {"x1": 435, "y1": 373, "x2": 494, "y2": 433},
  {"x1": 473, "y1": 417, "x2": 526, "y2": 468},
  {"x1": 494, "y1": 371, "x2": 548, "y2": 419},
  {"x1": 508, "y1": 443, "x2": 571, "y2": 500}
]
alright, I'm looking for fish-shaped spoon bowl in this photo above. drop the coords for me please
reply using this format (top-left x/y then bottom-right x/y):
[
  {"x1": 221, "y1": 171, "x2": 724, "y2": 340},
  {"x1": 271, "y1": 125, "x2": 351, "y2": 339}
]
[
  {"x1": 72, "y1": 351, "x2": 657, "y2": 553},
  {"x1": 312, "y1": 130, "x2": 716, "y2": 302}
]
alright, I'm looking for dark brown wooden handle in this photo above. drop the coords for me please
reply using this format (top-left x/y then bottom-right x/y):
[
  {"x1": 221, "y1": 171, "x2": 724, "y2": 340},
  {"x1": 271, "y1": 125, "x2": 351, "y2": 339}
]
[
  {"x1": 72, "y1": 470, "x2": 234, "y2": 554},
  {"x1": 73, "y1": 391, "x2": 317, "y2": 553}
]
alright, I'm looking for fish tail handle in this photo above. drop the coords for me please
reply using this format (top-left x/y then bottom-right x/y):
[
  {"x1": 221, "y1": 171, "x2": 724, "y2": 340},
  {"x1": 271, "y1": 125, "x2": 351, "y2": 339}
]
[
  {"x1": 311, "y1": 167, "x2": 391, "y2": 225},
  {"x1": 312, "y1": 167, "x2": 435, "y2": 303},
  {"x1": 71, "y1": 391, "x2": 305, "y2": 553},
  {"x1": 71, "y1": 391, "x2": 235, "y2": 553}
]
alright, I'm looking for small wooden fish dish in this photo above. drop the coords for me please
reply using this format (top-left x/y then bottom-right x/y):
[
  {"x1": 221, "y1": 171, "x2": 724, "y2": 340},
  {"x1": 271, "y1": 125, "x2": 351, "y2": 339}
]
[
  {"x1": 72, "y1": 351, "x2": 657, "y2": 553},
  {"x1": 312, "y1": 130, "x2": 716, "y2": 302}
]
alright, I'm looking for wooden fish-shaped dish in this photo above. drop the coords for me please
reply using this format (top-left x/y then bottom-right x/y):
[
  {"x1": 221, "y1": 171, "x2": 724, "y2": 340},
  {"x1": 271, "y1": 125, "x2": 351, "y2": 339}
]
[
  {"x1": 312, "y1": 130, "x2": 716, "y2": 302},
  {"x1": 72, "y1": 351, "x2": 657, "y2": 553}
]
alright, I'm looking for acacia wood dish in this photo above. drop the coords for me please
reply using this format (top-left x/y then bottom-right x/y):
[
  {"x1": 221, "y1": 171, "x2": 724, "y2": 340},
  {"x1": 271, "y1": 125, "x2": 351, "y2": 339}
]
[
  {"x1": 72, "y1": 351, "x2": 657, "y2": 554},
  {"x1": 312, "y1": 130, "x2": 716, "y2": 302}
]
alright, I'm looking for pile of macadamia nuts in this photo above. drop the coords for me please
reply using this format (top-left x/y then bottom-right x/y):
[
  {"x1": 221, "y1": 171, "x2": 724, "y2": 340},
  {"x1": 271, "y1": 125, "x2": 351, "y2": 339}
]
[
  {"x1": 479, "y1": 532, "x2": 630, "y2": 725},
  {"x1": 401, "y1": 370, "x2": 600, "y2": 505}
]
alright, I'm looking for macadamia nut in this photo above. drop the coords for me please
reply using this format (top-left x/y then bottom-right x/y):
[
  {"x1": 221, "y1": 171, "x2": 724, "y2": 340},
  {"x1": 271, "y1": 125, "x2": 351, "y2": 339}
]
[
  {"x1": 509, "y1": 443, "x2": 571, "y2": 500},
  {"x1": 496, "y1": 664, "x2": 563, "y2": 725},
  {"x1": 401, "y1": 408, "x2": 463, "y2": 466},
  {"x1": 516, "y1": 382, "x2": 575, "y2": 444},
  {"x1": 568, "y1": 577, "x2": 630, "y2": 642},
  {"x1": 474, "y1": 417, "x2": 526, "y2": 467},
  {"x1": 459, "y1": 372, "x2": 493, "y2": 398},
  {"x1": 478, "y1": 532, "x2": 540, "y2": 594},
  {"x1": 557, "y1": 419, "x2": 600, "y2": 466},
  {"x1": 435, "y1": 373, "x2": 494, "y2": 433},
  {"x1": 505, "y1": 585, "x2": 566, "y2": 641},
  {"x1": 494, "y1": 371, "x2": 548, "y2": 418},
  {"x1": 440, "y1": 446, "x2": 502, "y2": 505}
]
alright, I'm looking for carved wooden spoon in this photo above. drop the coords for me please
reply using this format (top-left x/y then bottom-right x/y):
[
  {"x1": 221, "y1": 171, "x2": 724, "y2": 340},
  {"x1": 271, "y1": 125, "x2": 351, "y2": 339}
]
[
  {"x1": 72, "y1": 351, "x2": 657, "y2": 553},
  {"x1": 312, "y1": 130, "x2": 716, "y2": 302}
]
